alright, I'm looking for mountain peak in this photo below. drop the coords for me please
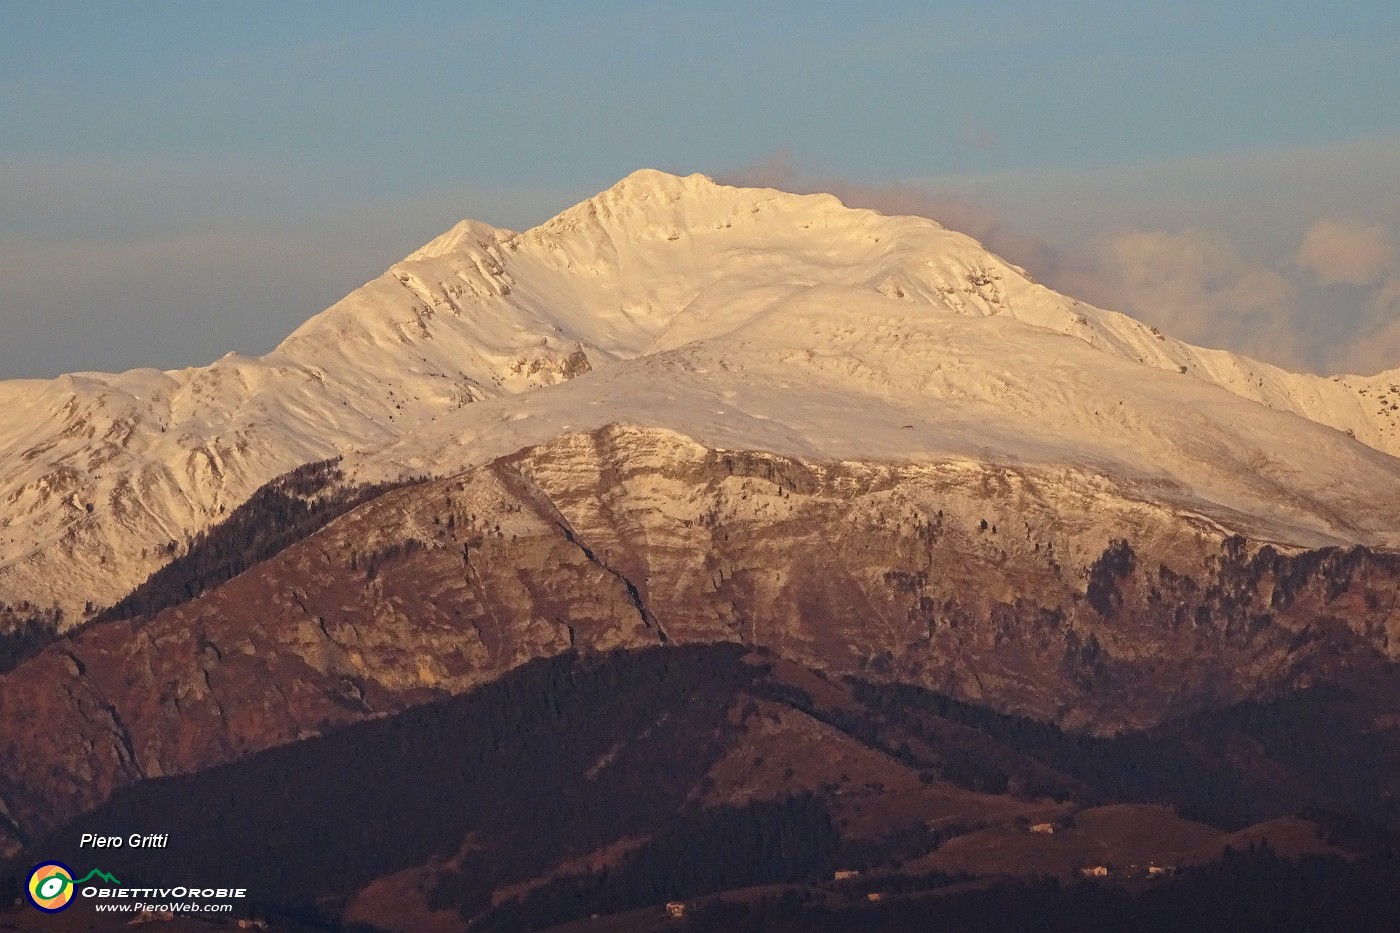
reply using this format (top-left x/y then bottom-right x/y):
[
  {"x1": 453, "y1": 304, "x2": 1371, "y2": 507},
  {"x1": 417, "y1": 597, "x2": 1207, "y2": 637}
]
[
  {"x1": 6, "y1": 168, "x2": 1400, "y2": 621},
  {"x1": 406, "y1": 219, "x2": 514, "y2": 262},
  {"x1": 529, "y1": 168, "x2": 857, "y2": 245},
  {"x1": 609, "y1": 167, "x2": 718, "y2": 195}
]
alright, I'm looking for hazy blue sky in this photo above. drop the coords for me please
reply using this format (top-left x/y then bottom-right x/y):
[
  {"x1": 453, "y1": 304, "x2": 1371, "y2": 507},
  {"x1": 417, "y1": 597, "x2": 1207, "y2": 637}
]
[{"x1": 3, "y1": 2, "x2": 1399, "y2": 377}]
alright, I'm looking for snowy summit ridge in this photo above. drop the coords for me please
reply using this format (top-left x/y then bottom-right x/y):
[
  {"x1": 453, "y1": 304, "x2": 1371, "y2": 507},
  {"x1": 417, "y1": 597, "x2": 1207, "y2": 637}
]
[{"x1": 3, "y1": 169, "x2": 1400, "y2": 620}]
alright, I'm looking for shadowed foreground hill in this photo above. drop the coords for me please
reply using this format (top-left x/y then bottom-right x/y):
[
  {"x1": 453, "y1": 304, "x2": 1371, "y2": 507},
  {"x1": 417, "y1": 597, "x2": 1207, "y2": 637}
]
[{"x1": 5, "y1": 644, "x2": 1399, "y2": 931}]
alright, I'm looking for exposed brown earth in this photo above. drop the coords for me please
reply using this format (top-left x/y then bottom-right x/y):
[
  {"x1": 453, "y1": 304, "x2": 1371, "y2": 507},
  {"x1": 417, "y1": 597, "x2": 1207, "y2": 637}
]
[{"x1": 3, "y1": 426, "x2": 1400, "y2": 859}]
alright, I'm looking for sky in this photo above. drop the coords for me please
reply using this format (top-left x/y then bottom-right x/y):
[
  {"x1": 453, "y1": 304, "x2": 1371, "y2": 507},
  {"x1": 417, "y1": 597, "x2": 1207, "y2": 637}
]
[{"x1": 2, "y1": 1, "x2": 1399, "y2": 379}]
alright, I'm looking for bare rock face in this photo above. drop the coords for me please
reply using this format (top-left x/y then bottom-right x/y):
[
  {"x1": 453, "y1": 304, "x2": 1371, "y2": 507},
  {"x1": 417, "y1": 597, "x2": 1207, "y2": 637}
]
[{"x1": 3, "y1": 425, "x2": 1400, "y2": 857}]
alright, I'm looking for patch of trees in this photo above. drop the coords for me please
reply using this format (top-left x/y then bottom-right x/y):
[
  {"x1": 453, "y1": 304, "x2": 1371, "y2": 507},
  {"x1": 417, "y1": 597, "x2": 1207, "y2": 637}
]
[
  {"x1": 469, "y1": 794, "x2": 840, "y2": 931},
  {"x1": 6, "y1": 643, "x2": 760, "y2": 925},
  {"x1": 1083, "y1": 536, "x2": 1400, "y2": 635},
  {"x1": 771, "y1": 678, "x2": 1052, "y2": 799},
  {"x1": 354, "y1": 537, "x2": 428, "y2": 580},
  {"x1": 1086, "y1": 538, "x2": 1136, "y2": 616},
  {"x1": 96, "y1": 459, "x2": 413, "y2": 622},
  {"x1": 0, "y1": 604, "x2": 61, "y2": 673},
  {"x1": 836, "y1": 827, "x2": 973, "y2": 876},
  {"x1": 849, "y1": 678, "x2": 1400, "y2": 833}
]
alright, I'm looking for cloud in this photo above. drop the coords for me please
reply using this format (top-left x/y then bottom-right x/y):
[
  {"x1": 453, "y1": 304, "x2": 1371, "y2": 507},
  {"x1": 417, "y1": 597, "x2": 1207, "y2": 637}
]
[
  {"x1": 1328, "y1": 274, "x2": 1400, "y2": 374},
  {"x1": 719, "y1": 152, "x2": 1322, "y2": 368},
  {"x1": 715, "y1": 150, "x2": 1054, "y2": 276},
  {"x1": 1057, "y1": 228, "x2": 1308, "y2": 368},
  {"x1": 1336, "y1": 320, "x2": 1400, "y2": 377},
  {"x1": 1296, "y1": 217, "x2": 1395, "y2": 286},
  {"x1": 717, "y1": 149, "x2": 990, "y2": 231},
  {"x1": 1370, "y1": 274, "x2": 1400, "y2": 317}
]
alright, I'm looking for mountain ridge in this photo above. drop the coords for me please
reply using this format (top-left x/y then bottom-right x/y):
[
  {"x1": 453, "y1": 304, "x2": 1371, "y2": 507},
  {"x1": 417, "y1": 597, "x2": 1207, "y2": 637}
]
[
  {"x1": 5, "y1": 421, "x2": 1400, "y2": 853},
  {"x1": 2, "y1": 169, "x2": 1399, "y2": 621}
]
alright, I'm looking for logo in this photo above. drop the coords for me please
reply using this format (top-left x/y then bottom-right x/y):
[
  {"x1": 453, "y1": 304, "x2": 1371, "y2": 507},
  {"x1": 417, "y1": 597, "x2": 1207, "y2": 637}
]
[
  {"x1": 26, "y1": 862, "x2": 75, "y2": 913},
  {"x1": 25, "y1": 863, "x2": 121, "y2": 913}
]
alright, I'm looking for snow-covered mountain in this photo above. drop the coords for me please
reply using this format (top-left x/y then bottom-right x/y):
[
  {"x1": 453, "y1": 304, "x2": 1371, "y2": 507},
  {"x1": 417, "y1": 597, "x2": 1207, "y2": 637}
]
[{"x1": 3, "y1": 168, "x2": 1400, "y2": 622}]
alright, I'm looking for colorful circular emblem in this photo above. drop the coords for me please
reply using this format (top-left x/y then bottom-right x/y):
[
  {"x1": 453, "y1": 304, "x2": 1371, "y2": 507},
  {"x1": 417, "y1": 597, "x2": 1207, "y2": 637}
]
[{"x1": 26, "y1": 862, "x2": 76, "y2": 913}]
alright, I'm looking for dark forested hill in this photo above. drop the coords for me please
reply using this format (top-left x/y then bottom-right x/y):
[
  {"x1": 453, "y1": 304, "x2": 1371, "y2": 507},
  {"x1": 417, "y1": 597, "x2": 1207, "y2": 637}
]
[{"x1": 6, "y1": 644, "x2": 1398, "y2": 931}]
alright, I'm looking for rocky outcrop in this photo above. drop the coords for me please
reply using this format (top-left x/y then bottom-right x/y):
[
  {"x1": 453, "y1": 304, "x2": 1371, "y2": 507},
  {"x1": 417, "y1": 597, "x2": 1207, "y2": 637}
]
[{"x1": 2, "y1": 425, "x2": 1399, "y2": 857}]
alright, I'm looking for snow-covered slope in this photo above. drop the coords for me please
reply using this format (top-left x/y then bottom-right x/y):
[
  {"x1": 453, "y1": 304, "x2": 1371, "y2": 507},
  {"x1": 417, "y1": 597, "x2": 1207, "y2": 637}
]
[{"x1": 2, "y1": 169, "x2": 1399, "y2": 621}]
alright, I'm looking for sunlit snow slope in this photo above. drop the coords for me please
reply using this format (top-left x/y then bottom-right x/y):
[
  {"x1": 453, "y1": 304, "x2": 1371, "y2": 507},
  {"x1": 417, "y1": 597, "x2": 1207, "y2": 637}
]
[{"x1": 3, "y1": 169, "x2": 1400, "y2": 620}]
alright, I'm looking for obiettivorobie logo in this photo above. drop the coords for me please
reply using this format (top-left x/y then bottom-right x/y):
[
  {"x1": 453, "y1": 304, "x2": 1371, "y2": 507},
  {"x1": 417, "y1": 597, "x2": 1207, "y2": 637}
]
[
  {"x1": 26, "y1": 862, "x2": 121, "y2": 913},
  {"x1": 24, "y1": 860, "x2": 248, "y2": 913}
]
